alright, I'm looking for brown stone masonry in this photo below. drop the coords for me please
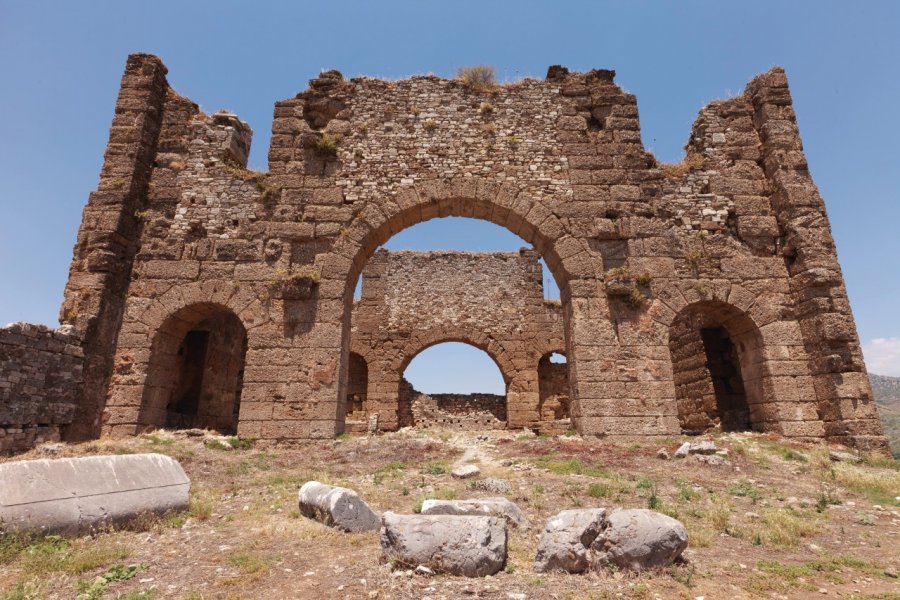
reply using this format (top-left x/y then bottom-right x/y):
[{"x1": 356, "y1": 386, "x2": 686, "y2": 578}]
[
  {"x1": 349, "y1": 250, "x2": 566, "y2": 432},
  {"x1": 0, "y1": 323, "x2": 83, "y2": 454},
  {"x1": 40, "y1": 54, "x2": 885, "y2": 452}
]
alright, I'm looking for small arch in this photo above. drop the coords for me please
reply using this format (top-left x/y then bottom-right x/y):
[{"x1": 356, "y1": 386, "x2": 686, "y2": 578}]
[
  {"x1": 139, "y1": 303, "x2": 248, "y2": 434},
  {"x1": 538, "y1": 351, "x2": 572, "y2": 432},
  {"x1": 399, "y1": 341, "x2": 508, "y2": 429},
  {"x1": 668, "y1": 300, "x2": 764, "y2": 433}
]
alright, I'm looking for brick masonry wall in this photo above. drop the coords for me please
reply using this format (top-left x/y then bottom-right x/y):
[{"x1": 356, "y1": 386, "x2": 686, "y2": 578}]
[
  {"x1": 56, "y1": 54, "x2": 886, "y2": 453},
  {"x1": 0, "y1": 323, "x2": 83, "y2": 454}
]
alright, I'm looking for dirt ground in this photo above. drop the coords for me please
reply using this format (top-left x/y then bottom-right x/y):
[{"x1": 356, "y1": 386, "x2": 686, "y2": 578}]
[{"x1": 1, "y1": 428, "x2": 899, "y2": 600}]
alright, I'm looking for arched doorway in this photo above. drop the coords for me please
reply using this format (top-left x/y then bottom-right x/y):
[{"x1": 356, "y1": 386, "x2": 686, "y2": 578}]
[
  {"x1": 343, "y1": 351, "x2": 369, "y2": 432},
  {"x1": 668, "y1": 301, "x2": 765, "y2": 433},
  {"x1": 139, "y1": 303, "x2": 248, "y2": 434},
  {"x1": 399, "y1": 341, "x2": 509, "y2": 430},
  {"x1": 538, "y1": 351, "x2": 572, "y2": 433}
]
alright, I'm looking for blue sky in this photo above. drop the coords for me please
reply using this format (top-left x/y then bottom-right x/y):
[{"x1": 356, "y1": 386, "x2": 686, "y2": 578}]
[{"x1": 1, "y1": 1, "x2": 899, "y2": 392}]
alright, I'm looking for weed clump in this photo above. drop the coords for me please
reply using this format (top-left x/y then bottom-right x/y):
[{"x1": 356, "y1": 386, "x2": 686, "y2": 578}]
[
  {"x1": 660, "y1": 151, "x2": 705, "y2": 178},
  {"x1": 313, "y1": 133, "x2": 342, "y2": 157},
  {"x1": 456, "y1": 65, "x2": 496, "y2": 92}
]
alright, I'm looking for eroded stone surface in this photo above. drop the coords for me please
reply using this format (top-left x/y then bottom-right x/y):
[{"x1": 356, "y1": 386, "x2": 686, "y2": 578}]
[
  {"x1": 0, "y1": 453, "x2": 190, "y2": 534},
  {"x1": 421, "y1": 497, "x2": 528, "y2": 528},
  {"x1": 534, "y1": 508, "x2": 688, "y2": 573},
  {"x1": 451, "y1": 464, "x2": 481, "y2": 479},
  {"x1": 379, "y1": 512, "x2": 507, "y2": 577},
  {"x1": 534, "y1": 509, "x2": 607, "y2": 573},
  {"x1": 298, "y1": 481, "x2": 380, "y2": 532},
  {"x1": 594, "y1": 508, "x2": 689, "y2": 571}
]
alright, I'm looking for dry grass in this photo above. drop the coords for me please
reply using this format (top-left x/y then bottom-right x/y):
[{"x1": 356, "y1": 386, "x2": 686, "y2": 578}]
[
  {"x1": 456, "y1": 65, "x2": 496, "y2": 92},
  {"x1": 313, "y1": 133, "x2": 341, "y2": 157},
  {"x1": 659, "y1": 151, "x2": 705, "y2": 178},
  {"x1": 751, "y1": 508, "x2": 820, "y2": 547},
  {"x1": 828, "y1": 461, "x2": 900, "y2": 506},
  {"x1": 3, "y1": 430, "x2": 899, "y2": 599}
]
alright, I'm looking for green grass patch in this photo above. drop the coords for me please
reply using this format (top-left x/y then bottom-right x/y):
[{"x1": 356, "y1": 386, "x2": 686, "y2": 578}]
[
  {"x1": 420, "y1": 462, "x2": 448, "y2": 476},
  {"x1": 728, "y1": 480, "x2": 763, "y2": 503},
  {"x1": 587, "y1": 483, "x2": 610, "y2": 498},
  {"x1": 229, "y1": 551, "x2": 268, "y2": 574},
  {"x1": 531, "y1": 456, "x2": 608, "y2": 477},
  {"x1": 225, "y1": 452, "x2": 273, "y2": 476}
]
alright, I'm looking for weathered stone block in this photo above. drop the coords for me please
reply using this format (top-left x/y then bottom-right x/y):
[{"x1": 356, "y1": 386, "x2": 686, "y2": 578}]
[
  {"x1": 379, "y1": 512, "x2": 507, "y2": 577},
  {"x1": 298, "y1": 481, "x2": 380, "y2": 532},
  {"x1": 0, "y1": 453, "x2": 190, "y2": 534}
]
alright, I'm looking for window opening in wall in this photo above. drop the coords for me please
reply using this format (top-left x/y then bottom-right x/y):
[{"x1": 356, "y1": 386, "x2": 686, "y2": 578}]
[{"x1": 343, "y1": 352, "x2": 369, "y2": 432}]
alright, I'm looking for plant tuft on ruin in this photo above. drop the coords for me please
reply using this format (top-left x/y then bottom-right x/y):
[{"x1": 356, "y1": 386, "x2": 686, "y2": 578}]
[
  {"x1": 314, "y1": 133, "x2": 342, "y2": 157},
  {"x1": 456, "y1": 65, "x2": 497, "y2": 92},
  {"x1": 660, "y1": 151, "x2": 705, "y2": 179},
  {"x1": 270, "y1": 265, "x2": 321, "y2": 300}
]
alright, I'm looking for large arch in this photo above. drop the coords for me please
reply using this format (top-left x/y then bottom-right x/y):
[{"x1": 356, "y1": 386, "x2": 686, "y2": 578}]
[{"x1": 321, "y1": 179, "x2": 601, "y2": 435}]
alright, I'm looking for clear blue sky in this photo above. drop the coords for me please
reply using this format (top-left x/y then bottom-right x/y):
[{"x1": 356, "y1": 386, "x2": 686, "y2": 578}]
[{"x1": 1, "y1": 1, "x2": 899, "y2": 392}]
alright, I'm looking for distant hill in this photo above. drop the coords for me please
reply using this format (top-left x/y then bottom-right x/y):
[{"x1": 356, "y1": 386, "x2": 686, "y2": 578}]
[{"x1": 870, "y1": 373, "x2": 900, "y2": 456}]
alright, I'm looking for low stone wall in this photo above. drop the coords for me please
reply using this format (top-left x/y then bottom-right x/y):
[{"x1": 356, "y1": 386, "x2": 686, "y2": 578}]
[
  {"x1": 410, "y1": 388, "x2": 507, "y2": 430},
  {"x1": 0, "y1": 323, "x2": 83, "y2": 454}
]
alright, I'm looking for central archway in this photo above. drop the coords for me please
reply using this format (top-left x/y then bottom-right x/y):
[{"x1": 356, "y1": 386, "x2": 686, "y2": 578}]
[{"x1": 324, "y1": 180, "x2": 591, "y2": 434}]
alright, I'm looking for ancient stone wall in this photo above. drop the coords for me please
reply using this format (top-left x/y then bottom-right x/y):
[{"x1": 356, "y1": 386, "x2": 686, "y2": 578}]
[
  {"x1": 408, "y1": 387, "x2": 507, "y2": 430},
  {"x1": 350, "y1": 249, "x2": 565, "y2": 431},
  {"x1": 0, "y1": 324, "x2": 83, "y2": 454},
  {"x1": 51, "y1": 54, "x2": 886, "y2": 452}
]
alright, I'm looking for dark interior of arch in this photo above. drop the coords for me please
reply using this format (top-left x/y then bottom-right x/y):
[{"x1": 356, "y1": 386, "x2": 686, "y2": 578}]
[
  {"x1": 345, "y1": 352, "x2": 368, "y2": 423},
  {"x1": 669, "y1": 302, "x2": 762, "y2": 434},
  {"x1": 140, "y1": 305, "x2": 247, "y2": 434}
]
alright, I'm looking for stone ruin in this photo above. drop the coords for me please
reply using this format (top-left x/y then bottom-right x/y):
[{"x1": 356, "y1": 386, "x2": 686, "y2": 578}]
[
  {"x1": 0, "y1": 53, "x2": 890, "y2": 454},
  {"x1": 348, "y1": 249, "x2": 569, "y2": 434}
]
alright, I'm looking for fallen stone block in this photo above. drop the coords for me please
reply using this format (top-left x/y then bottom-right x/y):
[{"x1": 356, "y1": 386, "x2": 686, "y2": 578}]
[
  {"x1": 696, "y1": 454, "x2": 729, "y2": 466},
  {"x1": 298, "y1": 481, "x2": 380, "y2": 532},
  {"x1": 0, "y1": 453, "x2": 190, "y2": 535},
  {"x1": 594, "y1": 508, "x2": 688, "y2": 571},
  {"x1": 451, "y1": 464, "x2": 481, "y2": 479},
  {"x1": 675, "y1": 440, "x2": 717, "y2": 458},
  {"x1": 829, "y1": 450, "x2": 863, "y2": 463},
  {"x1": 421, "y1": 497, "x2": 528, "y2": 528},
  {"x1": 473, "y1": 477, "x2": 511, "y2": 494},
  {"x1": 534, "y1": 508, "x2": 606, "y2": 573},
  {"x1": 534, "y1": 508, "x2": 688, "y2": 573},
  {"x1": 379, "y1": 512, "x2": 507, "y2": 577}
]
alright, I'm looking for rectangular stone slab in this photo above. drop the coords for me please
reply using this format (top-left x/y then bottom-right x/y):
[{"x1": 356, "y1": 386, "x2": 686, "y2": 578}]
[{"x1": 0, "y1": 453, "x2": 190, "y2": 534}]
